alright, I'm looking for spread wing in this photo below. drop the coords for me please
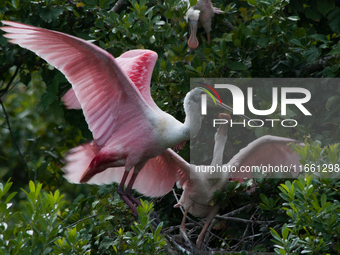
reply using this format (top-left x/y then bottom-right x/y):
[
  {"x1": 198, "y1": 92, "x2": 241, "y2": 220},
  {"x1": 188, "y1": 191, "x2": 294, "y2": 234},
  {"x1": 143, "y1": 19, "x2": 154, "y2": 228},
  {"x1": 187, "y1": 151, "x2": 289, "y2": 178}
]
[
  {"x1": 62, "y1": 50, "x2": 159, "y2": 110},
  {"x1": 86, "y1": 149, "x2": 190, "y2": 197},
  {"x1": 1, "y1": 21, "x2": 159, "y2": 146},
  {"x1": 229, "y1": 135, "x2": 304, "y2": 180}
]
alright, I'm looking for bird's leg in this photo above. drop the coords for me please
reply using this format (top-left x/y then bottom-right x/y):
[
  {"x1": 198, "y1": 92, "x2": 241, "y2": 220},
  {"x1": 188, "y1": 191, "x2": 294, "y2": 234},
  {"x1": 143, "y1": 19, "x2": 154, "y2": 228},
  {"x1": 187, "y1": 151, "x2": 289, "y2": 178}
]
[
  {"x1": 207, "y1": 32, "x2": 211, "y2": 45},
  {"x1": 125, "y1": 171, "x2": 142, "y2": 206},
  {"x1": 125, "y1": 166, "x2": 161, "y2": 227},
  {"x1": 196, "y1": 206, "x2": 220, "y2": 249},
  {"x1": 196, "y1": 220, "x2": 210, "y2": 249},
  {"x1": 117, "y1": 170, "x2": 139, "y2": 215},
  {"x1": 180, "y1": 209, "x2": 190, "y2": 244}
]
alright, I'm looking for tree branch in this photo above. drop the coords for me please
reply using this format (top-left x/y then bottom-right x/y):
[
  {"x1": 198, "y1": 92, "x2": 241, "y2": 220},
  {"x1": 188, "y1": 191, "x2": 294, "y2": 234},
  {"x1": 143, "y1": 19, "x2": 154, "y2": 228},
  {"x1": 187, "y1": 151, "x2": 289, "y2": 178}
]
[
  {"x1": 300, "y1": 55, "x2": 339, "y2": 75},
  {"x1": 110, "y1": 0, "x2": 126, "y2": 12},
  {"x1": 0, "y1": 66, "x2": 30, "y2": 173}
]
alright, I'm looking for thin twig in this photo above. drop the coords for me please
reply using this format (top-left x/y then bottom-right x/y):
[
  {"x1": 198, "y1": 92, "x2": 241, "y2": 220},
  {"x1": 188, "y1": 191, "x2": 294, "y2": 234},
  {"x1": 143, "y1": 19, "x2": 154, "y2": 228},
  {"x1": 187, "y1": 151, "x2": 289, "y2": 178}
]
[
  {"x1": 172, "y1": 190, "x2": 229, "y2": 249},
  {"x1": 163, "y1": 223, "x2": 196, "y2": 234},
  {"x1": 0, "y1": 66, "x2": 29, "y2": 173},
  {"x1": 110, "y1": 0, "x2": 125, "y2": 12},
  {"x1": 222, "y1": 204, "x2": 253, "y2": 217},
  {"x1": 204, "y1": 204, "x2": 253, "y2": 244},
  {"x1": 215, "y1": 215, "x2": 275, "y2": 224},
  {"x1": 164, "y1": 235, "x2": 192, "y2": 255},
  {"x1": 0, "y1": 66, "x2": 20, "y2": 97},
  {"x1": 65, "y1": 215, "x2": 97, "y2": 229}
]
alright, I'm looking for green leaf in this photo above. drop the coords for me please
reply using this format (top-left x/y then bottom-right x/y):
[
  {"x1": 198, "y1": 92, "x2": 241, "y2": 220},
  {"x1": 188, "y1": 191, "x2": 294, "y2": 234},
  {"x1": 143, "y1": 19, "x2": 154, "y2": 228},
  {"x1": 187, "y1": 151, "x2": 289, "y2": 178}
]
[
  {"x1": 82, "y1": 0, "x2": 97, "y2": 8},
  {"x1": 310, "y1": 34, "x2": 331, "y2": 43},
  {"x1": 227, "y1": 61, "x2": 247, "y2": 70},
  {"x1": 290, "y1": 39, "x2": 302, "y2": 47},
  {"x1": 154, "y1": 222, "x2": 163, "y2": 237},
  {"x1": 25, "y1": 203, "x2": 34, "y2": 217},
  {"x1": 305, "y1": 7, "x2": 322, "y2": 21},
  {"x1": 303, "y1": 46, "x2": 321, "y2": 64},
  {"x1": 321, "y1": 193, "x2": 327, "y2": 207},
  {"x1": 10, "y1": 0, "x2": 20, "y2": 9},
  {"x1": 260, "y1": 193, "x2": 269, "y2": 206},
  {"x1": 247, "y1": 0, "x2": 257, "y2": 6},
  {"x1": 40, "y1": 8, "x2": 63, "y2": 23},
  {"x1": 39, "y1": 75, "x2": 59, "y2": 108},
  {"x1": 270, "y1": 227, "x2": 282, "y2": 241},
  {"x1": 185, "y1": 65, "x2": 199, "y2": 73},
  {"x1": 317, "y1": 0, "x2": 335, "y2": 16},
  {"x1": 328, "y1": 8, "x2": 340, "y2": 33},
  {"x1": 258, "y1": 37, "x2": 269, "y2": 48},
  {"x1": 287, "y1": 16, "x2": 300, "y2": 21},
  {"x1": 1, "y1": 179, "x2": 13, "y2": 197},
  {"x1": 252, "y1": 14, "x2": 262, "y2": 19},
  {"x1": 29, "y1": 181, "x2": 36, "y2": 193},
  {"x1": 189, "y1": 0, "x2": 197, "y2": 6},
  {"x1": 99, "y1": 0, "x2": 115, "y2": 9},
  {"x1": 336, "y1": 242, "x2": 340, "y2": 253},
  {"x1": 5, "y1": 192, "x2": 17, "y2": 204},
  {"x1": 36, "y1": 183, "x2": 42, "y2": 198},
  {"x1": 327, "y1": 49, "x2": 340, "y2": 55},
  {"x1": 326, "y1": 95, "x2": 340, "y2": 110}
]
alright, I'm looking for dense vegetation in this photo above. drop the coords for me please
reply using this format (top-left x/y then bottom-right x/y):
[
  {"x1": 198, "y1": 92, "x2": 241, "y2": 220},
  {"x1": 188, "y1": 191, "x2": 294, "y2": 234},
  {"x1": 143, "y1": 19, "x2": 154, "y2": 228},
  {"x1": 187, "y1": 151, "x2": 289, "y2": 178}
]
[{"x1": 0, "y1": 0, "x2": 340, "y2": 254}]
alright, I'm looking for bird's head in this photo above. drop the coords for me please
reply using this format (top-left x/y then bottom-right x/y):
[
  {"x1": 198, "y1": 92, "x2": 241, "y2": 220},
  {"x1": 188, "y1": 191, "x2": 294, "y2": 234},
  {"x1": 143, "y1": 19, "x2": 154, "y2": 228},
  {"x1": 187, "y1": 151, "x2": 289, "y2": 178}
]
[
  {"x1": 185, "y1": 88, "x2": 252, "y2": 120},
  {"x1": 184, "y1": 88, "x2": 234, "y2": 119},
  {"x1": 185, "y1": 8, "x2": 200, "y2": 49}
]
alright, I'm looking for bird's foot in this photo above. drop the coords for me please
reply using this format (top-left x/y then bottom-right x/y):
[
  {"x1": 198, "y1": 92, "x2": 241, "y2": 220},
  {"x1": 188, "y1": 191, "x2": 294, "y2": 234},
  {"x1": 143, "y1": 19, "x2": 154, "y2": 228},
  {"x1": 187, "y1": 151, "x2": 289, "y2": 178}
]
[
  {"x1": 127, "y1": 194, "x2": 142, "y2": 206},
  {"x1": 150, "y1": 211, "x2": 161, "y2": 228}
]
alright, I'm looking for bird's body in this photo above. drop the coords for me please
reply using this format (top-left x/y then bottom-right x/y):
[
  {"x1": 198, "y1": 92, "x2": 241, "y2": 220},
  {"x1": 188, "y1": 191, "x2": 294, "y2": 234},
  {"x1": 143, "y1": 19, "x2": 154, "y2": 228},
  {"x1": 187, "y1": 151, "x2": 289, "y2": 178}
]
[
  {"x1": 185, "y1": 0, "x2": 223, "y2": 49},
  {"x1": 175, "y1": 113, "x2": 230, "y2": 248},
  {"x1": 0, "y1": 21, "x2": 232, "y2": 213},
  {"x1": 175, "y1": 128, "x2": 304, "y2": 248},
  {"x1": 194, "y1": 0, "x2": 215, "y2": 33}
]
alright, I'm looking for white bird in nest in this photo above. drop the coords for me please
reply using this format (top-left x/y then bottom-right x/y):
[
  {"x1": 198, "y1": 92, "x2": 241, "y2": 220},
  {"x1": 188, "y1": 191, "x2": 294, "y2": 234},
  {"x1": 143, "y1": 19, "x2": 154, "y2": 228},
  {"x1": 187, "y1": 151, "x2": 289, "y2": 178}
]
[{"x1": 175, "y1": 113, "x2": 304, "y2": 248}]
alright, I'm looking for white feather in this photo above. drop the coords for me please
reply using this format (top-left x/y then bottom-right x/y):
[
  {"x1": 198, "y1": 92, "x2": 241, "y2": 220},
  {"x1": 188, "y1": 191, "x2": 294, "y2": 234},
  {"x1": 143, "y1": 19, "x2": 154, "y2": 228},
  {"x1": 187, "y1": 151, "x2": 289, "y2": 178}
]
[{"x1": 185, "y1": 7, "x2": 200, "y2": 22}]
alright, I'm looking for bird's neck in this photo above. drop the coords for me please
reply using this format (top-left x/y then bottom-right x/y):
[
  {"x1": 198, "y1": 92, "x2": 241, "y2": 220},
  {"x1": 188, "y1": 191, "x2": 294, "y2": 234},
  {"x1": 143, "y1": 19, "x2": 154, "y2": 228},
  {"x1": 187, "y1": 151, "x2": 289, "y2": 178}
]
[
  {"x1": 181, "y1": 104, "x2": 202, "y2": 140},
  {"x1": 211, "y1": 134, "x2": 228, "y2": 166}
]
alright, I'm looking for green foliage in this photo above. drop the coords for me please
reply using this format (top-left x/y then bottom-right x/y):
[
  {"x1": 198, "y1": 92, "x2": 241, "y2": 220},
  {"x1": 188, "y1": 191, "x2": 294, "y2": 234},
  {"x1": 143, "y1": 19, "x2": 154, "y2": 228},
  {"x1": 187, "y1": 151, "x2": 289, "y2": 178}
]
[
  {"x1": 211, "y1": 141, "x2": 340, "y2": 252},
  {"x1": 295, "y1": 140, "x2": 340, "y2": 178},
  {"x1": 113, "y1": 200, "x2": 166, "y2": 254},
  {"x1": 0, "y1": 180, "x2": 65, "y2": 254},
  {"x1": 214, "y1": 179, "x2": 254, "y2": 207},
  {"x1": 270, "y1": 141, "x2": 340, "y2": 254},
  {"x1": 0, "y1": 179, "x2": 18, "y2": 254},
  {"x1": 1, "y1": 0, "x2": 340, "y2": 253},
  {"x1": 0, "y1": 180, "x2": 165, "y2": 254}
]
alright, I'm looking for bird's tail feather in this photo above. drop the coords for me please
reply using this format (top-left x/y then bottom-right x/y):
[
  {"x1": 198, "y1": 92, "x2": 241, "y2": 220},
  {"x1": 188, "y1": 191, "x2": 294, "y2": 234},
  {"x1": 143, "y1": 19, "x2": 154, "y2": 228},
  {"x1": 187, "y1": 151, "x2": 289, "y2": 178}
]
[{"x1": 63, "y1": 142, "x2": 98, "y2": 183}]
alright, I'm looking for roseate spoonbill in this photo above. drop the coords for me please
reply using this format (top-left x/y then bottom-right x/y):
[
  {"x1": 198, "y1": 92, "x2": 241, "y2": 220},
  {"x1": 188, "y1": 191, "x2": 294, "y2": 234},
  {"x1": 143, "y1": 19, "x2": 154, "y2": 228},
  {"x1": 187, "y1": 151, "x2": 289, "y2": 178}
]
[
  {"x1": 185, "y1": 0, "x2": 224, "y2": 49},
  {"x1": 0, "y1": 21, "x2": 234, "y2": 215},
  {"x1": 175, "y1": 113, "x2": 230, "y2": 248},
  {"x1": 175, "y1": 127, "x2": 304, "y2": 248}
]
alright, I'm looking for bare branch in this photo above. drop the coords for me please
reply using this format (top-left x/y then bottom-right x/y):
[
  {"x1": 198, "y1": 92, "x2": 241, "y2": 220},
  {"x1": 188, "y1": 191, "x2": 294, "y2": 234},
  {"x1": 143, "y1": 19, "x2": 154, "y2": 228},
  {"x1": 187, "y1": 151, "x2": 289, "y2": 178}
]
[
  {"x1": 0, "y1": 66, "x2": 20, "y2": 97},
  {"x1": 65, "y1": 215, "x2": 97, "y2": 229},
  {"x1": 0, "y1": 66, "x2": 30, "y2": 173},
  {"x1": 110, "y1": 0, "x2": 125, "y2": 12}
]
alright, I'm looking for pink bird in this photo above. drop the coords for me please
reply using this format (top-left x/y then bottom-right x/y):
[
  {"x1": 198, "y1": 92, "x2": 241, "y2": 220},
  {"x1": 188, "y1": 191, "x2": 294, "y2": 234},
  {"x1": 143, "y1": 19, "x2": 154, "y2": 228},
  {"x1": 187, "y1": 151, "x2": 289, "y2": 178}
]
[
  {"x1": 175, "y1": 113, "x2": 230, "y2": 248},
  {"x1": 185, "y1": 0, "x2": 224, "y2": 49},
  {"x1": 175, "y1": 126, "x2": 304, "y2": 248},
  {"x1": 0, "y1": 21, "x2": 233, "y2": 215}
]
